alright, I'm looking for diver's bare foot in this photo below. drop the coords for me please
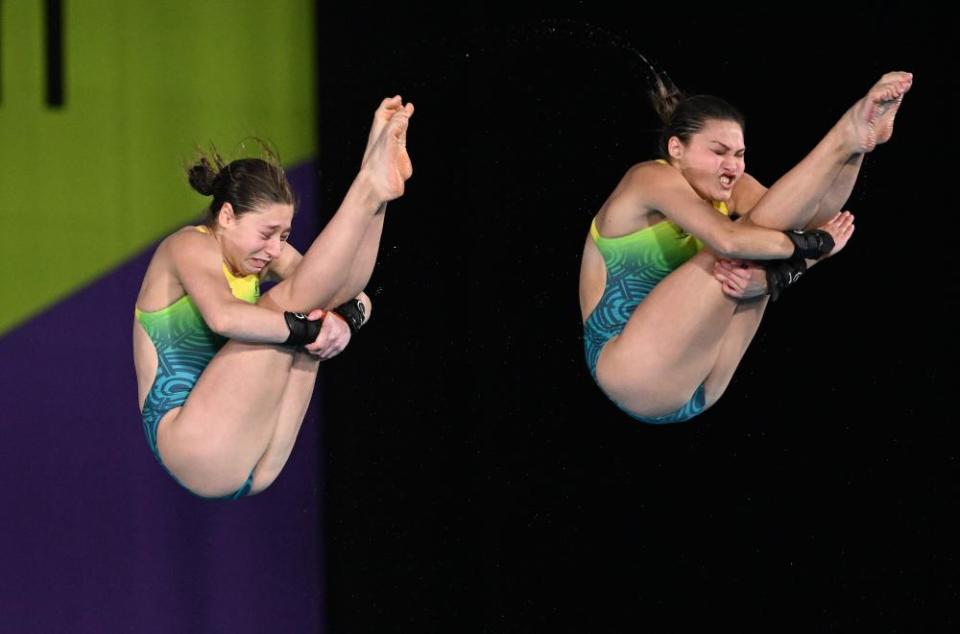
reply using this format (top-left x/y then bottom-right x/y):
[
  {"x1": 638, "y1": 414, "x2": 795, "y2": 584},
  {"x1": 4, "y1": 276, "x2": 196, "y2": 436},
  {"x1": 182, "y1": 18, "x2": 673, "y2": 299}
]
[
  {"x1": 359, "y1": 102, "x2": 414, "y2": 202},
  {"x1": 362, "y1": 96, "x2": 405, "y2": 165},
  {"x1": 842, "y1": 72, "x2": 913, "y2": 153}
]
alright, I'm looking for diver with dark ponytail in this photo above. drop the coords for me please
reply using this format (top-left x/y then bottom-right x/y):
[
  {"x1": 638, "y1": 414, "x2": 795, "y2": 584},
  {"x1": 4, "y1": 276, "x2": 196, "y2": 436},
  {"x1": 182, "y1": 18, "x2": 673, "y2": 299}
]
[
  {"x1": 134, "y1": 96, "x2": 414, "y2": 497},
  {"x1": 579, "y1": 70, "x2": 911, "y2": 423}
]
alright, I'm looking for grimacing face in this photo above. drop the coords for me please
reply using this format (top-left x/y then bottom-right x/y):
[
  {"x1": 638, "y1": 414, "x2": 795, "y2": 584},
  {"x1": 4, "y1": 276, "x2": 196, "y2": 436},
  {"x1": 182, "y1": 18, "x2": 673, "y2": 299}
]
[
  {"x1": 668, "y1": 118, "x2": 745, "y2": 203},
  {"x1": 216, "y1": 201, "x2": 293, "y2": 276}
]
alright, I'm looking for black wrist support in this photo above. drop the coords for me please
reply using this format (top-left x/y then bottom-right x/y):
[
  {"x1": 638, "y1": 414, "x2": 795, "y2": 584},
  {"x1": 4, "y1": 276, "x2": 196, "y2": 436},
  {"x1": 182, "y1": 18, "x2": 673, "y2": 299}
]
[
  {"x1": 764, "y1": 255, "x2": 808, "y2": 302},
  {"x1": 784, "y1": 229, "x2": 834, "y2": 260},
  {"x1": 332, "y1": 298, "x2": 366, "y2": 334},
  {"x1": 283, "y1": 311, "x2": 323, "y2": 346}
]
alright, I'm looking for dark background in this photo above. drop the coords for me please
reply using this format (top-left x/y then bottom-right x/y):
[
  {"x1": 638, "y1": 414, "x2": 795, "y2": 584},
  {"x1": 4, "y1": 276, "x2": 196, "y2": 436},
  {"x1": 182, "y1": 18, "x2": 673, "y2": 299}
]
[{"x1": 318, "y1": 5, "x2": 957, "y2": 632}]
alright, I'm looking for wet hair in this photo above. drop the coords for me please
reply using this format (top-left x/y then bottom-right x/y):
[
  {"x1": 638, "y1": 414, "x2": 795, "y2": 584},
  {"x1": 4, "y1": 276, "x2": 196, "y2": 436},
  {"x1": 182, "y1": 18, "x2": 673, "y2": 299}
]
[
  {"x1": 649, "y1": 71, "x2": 745, "y2": 159},
  {"x1": 187, "y1": 141, "x2": 294, "y2": 225}
]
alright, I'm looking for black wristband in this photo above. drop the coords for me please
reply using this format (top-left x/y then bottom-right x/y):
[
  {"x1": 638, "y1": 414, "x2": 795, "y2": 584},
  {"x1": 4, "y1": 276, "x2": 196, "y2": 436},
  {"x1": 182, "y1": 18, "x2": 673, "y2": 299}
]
[
  {"x1": 784, "y1": 229, "x2": 834, "y2": 260},
  {"x1": 283, "y1": 311, "x2": 323, "y2": 346},
  {"x1": 764, "y1": 255, "x2": 808, "y2": 302},
  {"x1": 332, "y1": 298, "x2": 366, "y2": 334}
]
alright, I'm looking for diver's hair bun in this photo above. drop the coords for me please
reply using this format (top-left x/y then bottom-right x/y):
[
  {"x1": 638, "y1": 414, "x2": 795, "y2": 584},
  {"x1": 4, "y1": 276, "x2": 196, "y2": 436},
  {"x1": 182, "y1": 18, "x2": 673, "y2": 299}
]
[
  {"x1": 650, "y1": 72, "x2": 685, "y2": 125},
  {"x1": 187, "y1": 151, "x2": 226, "y2": 196}
]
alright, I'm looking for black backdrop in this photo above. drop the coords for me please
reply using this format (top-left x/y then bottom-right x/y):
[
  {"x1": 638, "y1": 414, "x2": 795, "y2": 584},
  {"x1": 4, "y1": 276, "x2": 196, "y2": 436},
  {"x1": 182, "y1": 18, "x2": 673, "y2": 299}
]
[{"x1": 317, "y1": 5, "x2": 957, "y2": 632}]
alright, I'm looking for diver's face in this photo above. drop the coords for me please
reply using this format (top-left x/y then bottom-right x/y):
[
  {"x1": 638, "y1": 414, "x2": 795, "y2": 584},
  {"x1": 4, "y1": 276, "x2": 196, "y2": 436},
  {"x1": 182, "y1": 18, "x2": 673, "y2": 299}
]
[
  {"x1": 669, "y1": 118, "x2": 745, "y2": 202},
  {"x1": 217, "y1": 201, "x2": 293, "y2": 275}
]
